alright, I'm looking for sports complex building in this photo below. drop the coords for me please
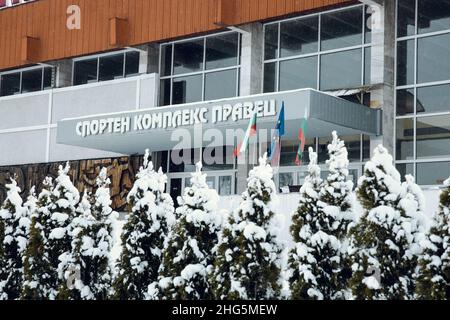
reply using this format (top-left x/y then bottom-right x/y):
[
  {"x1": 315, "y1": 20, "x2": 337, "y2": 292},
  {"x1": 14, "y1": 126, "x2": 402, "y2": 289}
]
[{"x1": 0, "y1": 0, "x2": 449, "y2": 209}]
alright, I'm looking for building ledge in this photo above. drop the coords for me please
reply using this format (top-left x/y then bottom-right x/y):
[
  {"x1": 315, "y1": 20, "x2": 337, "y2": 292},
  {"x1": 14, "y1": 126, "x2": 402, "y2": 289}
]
[{"x1": 56, "y1": 88, "x2": 382, "y2": 155}]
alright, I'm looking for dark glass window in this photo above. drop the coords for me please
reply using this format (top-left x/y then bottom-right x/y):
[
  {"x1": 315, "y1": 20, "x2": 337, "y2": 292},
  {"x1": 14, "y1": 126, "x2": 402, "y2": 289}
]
[
  {"x1": 321, "y1": 7, "x2": 363, "y2": 50},
  {"x1": 397, "y1": 0, "x2": 416, "y2": 37},
  {"x1": 397, "y1": 40, "x2": 415, "y2": 86},
  {"x1": 160, "y1": 32, "x2": 240, "y2": 106},
  {"x1": 203, "y1": 146, "x2": 234, "y2": 171},
  {"x1": 396, "y1": 88, "x2": 415, "y2": 116},
  {"x1": 21, "y1": 69, "x2": 43, "y2": 93},
  {"x1": 218, "y1": 176, "x2": 232, "y2": 196},
  {"x1": 418, "y1": 0, "x2": 450, "y2": 34},
  {"x1": 169, "y1": 149, "x2": 197, "y2": 173},
  {"x1": 280, "y1": 16, "x2": 318, "y2": 57},
  {"x1": 74, "y1": 58, "x2": 98, "y2": 85},
  {"x1": 160, "y1": 45, "x2": 173, "y2": 77},
  {"x1": 159, "y1": 151, "x2": 169, "y2": 173},
  {"x1": 99, "y1": 54, "x2": 124, "y2": 81},
  {"x1": 320, "y1": 49, "x2": 362, "y2": 91},
  {"x1": 397, "y1": 163, "x2": 415, "y2": 181},
  {"x1": 344, "y1": 135, "x2": 362, "y2": 162},
  {"x1": 364, "y1": 47, "x2": 371, "y2": 85},
  {"x1": 363, "y1": 134, "x2": 370, "y2": 160},
  {"x1": 416, "y1": 115, "x2": 450, "y2": 159},
  {"x1": 318, "y1": 136, "x2": 333, "y2": 163},
  {"x1": 418, "y1": 34, "x2": 450, "y2": 83},
  {"x1": 172, "y1": 75, "x2": 202, "y2": 104},
  {"x1": 169, "y1": 150, "x2": 186, "y2": 173},
  {"x1": 417, "y1": 161, "x2": 450, "y2": 185},
  {"x1": 43, "y1": 67, "x2": 53, "y2": 89},
  {"x1": 263, "y1": 63, "x2": 277, "y2": 93},
  {"x1": 364, "y1": 5, "x2": 372, "y2": 43},
  {"x1": 396, "y1": 118, "x2": 414, "y2": 160},
  {"x1": 279, "y1": 173, "x2": 294, "y2": 190},
  {"x1": 417, "y1": 84, "x2": 450, "y2": 114},
  {"x1": 173, "y1": 40, "x2": 204, "y2": 75},
  {"x1": 125, "y1": 51, "x2": 140, "y2": 76},
  {"x1": 279, "y1": 56, "x2": 317, "y2": 91},
  {"x1": 264, "y1": 24, "x2": 279, "y2": 60},
  {"x1": 160, "y1": 79, "x2": 171, "y2": 106},
  {"x1": 0, "y1": 73, "x2": 21, "y2": 96},
  {"x1": 206, "y1": 33, "x2": 239, "y2": 70},
  {"x1": 205, "y1": 69, "x2": 237, "y2": 101},
  {"x1": 280, "y1": 139, "x2": 315, "y2": 166}
]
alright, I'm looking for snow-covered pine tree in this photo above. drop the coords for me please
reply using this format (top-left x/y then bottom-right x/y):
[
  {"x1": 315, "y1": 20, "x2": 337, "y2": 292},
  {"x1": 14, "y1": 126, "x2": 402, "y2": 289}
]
[
  {"x1": 56, "y1": 192, "x2": 92, "y2": 299},
  {"x1": 149, "y1": 162, "x2": 221, "y2": 300},
  {"x1": 318, "y1": 131, "x2": 356, "y2": 299},
  {"x1": 88, "y1": 167, "x2": 118, "y2": 298},
  {"x1": 287, "y1": 147, "x2": 327, "y2": 299},
  {"x1": 114, "y1": 150, "x2": 175, "y2": 300},
  {"x1": 349, "y1": 145, "x2": 417, "y2": 300},
  {"x1": 416, "y1": 177, "x2": 450, "y2": 300},
  {"x1": 0, "y1": 179, "x2": 31, "y2": 300},
  {"x1": 398, "y1": 174, "x2": 428, "y2": 298},
  {"x1": 0, "y1": 208, "x2": 4, "y2": 295},
  {"x1": 210, "y1": 154, "x2": 282, "y2": 300},
  {"x1": 319, "y1": 131, "x2": 355, "y2": 238},
  {"x1": 47, "y1": 163, "x2": 80, "y2": 298},
  {"x1": 24, "y1": 187, "x2": 37, "y2": 223},
  {"x1": 59, "y1": 168, "x2": 118, "y2": 300},
  {"x1": 22, "y1": 177, "x2": 56, "y2": 299},
  {"x1": 287, "y1": 143, "x2": 348, "y2": 300}
]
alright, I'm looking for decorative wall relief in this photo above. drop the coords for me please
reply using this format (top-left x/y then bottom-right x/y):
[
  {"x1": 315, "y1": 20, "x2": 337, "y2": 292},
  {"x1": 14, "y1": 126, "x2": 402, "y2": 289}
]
[{"x1": 0, "y1": 156, "x2": 144, "y2": 211}]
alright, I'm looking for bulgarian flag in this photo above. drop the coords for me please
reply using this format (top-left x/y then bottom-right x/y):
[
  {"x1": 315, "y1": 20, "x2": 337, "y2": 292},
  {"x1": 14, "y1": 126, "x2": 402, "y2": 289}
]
[
  {"x1": 234, "y1": 111, "x2": 257, "y2": 157},
  {"x1": 295, "y1": 111, "x2": 309, "y2": 166}
]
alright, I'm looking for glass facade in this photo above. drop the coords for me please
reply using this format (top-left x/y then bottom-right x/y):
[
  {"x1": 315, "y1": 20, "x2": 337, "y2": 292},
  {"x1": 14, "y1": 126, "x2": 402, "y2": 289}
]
[
  {"x1": 263, "y1": 4, "x2": 371, "y2": 93},
  {"x1": 160, "y1": 147, "x2": 236, "y2": 197},
  {"x1": 73, "y1": 50, "x2": 140, "y2": 86},
  {"x1": 395, "y1": 0, "x2": 450, "y2": 184},
  {"x1": 159, "y1": 32, "x2": 241, "y2": 106},
  {"x1": 276, "y1": 134, "x2": 369, "y2": 191},
  {"x1": 0, "y1": 66, "x2": 53, "y2": 97}
]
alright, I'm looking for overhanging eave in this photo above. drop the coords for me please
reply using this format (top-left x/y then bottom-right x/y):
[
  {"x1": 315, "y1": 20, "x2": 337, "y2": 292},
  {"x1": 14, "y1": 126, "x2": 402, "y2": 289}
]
[{"x1": 56, "y1": 89, "x2": 382, "y2": 155}]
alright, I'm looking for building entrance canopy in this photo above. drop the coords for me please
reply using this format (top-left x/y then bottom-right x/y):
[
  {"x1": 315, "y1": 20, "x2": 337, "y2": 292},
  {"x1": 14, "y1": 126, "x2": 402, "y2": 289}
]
[{"x1": 57, "y1": 89, "x2": 381, "y2": 155}]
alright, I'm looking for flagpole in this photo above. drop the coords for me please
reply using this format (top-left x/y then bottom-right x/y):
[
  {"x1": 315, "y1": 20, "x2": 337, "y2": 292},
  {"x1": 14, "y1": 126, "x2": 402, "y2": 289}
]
[{"x1": 254, "y1": 128, "x2": 258, "y2": 166}]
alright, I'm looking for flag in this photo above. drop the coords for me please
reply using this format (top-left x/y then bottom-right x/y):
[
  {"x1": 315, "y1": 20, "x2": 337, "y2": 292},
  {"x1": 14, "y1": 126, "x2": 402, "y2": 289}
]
[
  {"x1": 234, "y1": 111, "x2": 257, "y2": 157},
  {"x1": 269, "y1": 102, "x2": 285, "y2": 170},
  {"x1": 295, "y1": 111, "x2": 309, "y2": 166}
]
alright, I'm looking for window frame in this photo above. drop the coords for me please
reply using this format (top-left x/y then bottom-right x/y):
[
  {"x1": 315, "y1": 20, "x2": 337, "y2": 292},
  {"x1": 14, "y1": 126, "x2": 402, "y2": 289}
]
[
  {"x1": 72, "y1": 49, "x2": 141, "y2": 86},
  {"x1": 262, "y1": 3, "x2": 372, "y2": 93},
  {"x1": 0, "y1": 65, "x2": 54, "y2": 97},
  {"x1": 158, "y1": 30, "x2": 242, "y2": 106},
  {"x1": 395, "y1": 0, "x2": 450, "y2": 186},
  {"x1": 275, "y1": 134, "x2": 368, "y2": 190}
]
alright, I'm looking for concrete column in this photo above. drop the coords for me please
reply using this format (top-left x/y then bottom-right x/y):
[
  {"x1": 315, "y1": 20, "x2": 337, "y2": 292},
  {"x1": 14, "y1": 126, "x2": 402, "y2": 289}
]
[
  {"x1": 239, "y1": 23, "x2": 264, "y2": 96},
  {"x1": 146, "y1": 43, "x2": 160, "y2": 74},
  {"x1": 52, "y1": 59, "x2": 72, "y2": 88},
  {"x1": 236, "y1": 22, "x2": 264, "y2": 194},
  {"x1": 368, "y1": 0, "x2": 396, "y2": 156}
]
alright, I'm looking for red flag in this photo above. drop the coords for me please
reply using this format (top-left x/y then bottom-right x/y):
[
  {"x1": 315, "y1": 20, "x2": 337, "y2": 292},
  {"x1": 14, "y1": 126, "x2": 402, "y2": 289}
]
[{"x1": 295, "y1": 118, "x2": 308, "y2": 166}]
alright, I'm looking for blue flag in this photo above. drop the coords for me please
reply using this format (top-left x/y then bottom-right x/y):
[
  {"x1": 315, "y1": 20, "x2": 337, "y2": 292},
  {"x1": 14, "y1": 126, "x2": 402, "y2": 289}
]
[
  {"x1": 269, "y1": 102, "x2": 285, "y2": 170},
  {"x1": 276, "y1": 102, "x2": 285, "y2": 136}
]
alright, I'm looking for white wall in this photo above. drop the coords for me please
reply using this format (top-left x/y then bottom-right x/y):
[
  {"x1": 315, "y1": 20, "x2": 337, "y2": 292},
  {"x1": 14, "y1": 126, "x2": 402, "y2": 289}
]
[{"x1": 0, "y1": 74, "x2": 158, "y2": 166}]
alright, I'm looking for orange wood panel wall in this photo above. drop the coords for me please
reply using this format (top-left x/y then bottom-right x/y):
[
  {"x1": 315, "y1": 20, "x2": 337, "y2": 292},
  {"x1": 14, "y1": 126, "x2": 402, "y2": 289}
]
[{"x1": 0, "y1": 0, "x2": 354, "y2": 71}]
